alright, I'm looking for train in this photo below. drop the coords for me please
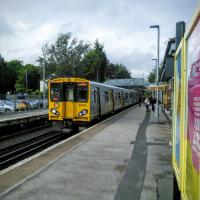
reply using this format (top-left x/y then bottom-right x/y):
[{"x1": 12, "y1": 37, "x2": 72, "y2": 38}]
[{"x1": 48, "y1": 77, "x2": 139, "y2": 131}]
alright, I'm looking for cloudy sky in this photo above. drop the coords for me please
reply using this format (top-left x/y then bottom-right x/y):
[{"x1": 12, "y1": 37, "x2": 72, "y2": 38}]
[{"x1": 0, "y1": 0, "x2": 198, "y2": 77}]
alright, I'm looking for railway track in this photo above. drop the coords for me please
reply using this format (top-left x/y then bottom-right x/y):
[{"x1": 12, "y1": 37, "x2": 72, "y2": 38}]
[
  {"x1": 0, "y1": 129, "x2": 67, "y2": 170},
  {"x1": 0, "y1": 124, "x2": 52, "y2": 141}
]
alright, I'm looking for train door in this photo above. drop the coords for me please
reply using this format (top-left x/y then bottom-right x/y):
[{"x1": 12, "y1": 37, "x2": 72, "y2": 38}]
[
  {"x1": 64, "y1": 82, "x2": 74, "y2": 119},
  {"x1": 91, "y1": 88, "x2": 98, "y2": 118},
  {"x1": 97, "y1": 88, "x2": 101, "y2": 116},
  {"x1": 111, "y1": 89, "x2": 114, "y2": 111}
]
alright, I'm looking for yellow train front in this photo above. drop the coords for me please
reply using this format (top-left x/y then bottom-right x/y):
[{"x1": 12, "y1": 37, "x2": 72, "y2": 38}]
[
  {"x1": 48, "y1": 77, "x2": 138, "y2": 131},
  {"x1": 49, "y1": 78, "x2": 90, "y2": 130}
]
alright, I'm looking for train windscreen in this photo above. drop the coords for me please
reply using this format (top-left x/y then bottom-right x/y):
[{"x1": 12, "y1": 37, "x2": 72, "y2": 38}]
[
  {"x1": 50, "y1": 83, "x2": 63, "y2": 102},
  {"x1": 76, "y1": 83, "x2": 88, "y2": 102}
]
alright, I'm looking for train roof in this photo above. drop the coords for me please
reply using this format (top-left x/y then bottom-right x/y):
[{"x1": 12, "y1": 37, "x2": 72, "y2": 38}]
[
  {"x1": 49, "y1": 77, "x2": 136, "y2": 92},
  {"x1": 90, "y1": 81, "x2": 130, "y2": 91}
]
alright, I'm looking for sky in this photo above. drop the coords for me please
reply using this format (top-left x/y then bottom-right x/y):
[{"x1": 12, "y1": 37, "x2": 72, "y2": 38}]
[{"x1": 0, "y1": 0, "x2": 198, "y2": 78}]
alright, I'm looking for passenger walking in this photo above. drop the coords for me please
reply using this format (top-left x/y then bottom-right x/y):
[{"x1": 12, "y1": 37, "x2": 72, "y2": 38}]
[{"x1": 144, "y1": 97, "x2": 150, "y2": 112}]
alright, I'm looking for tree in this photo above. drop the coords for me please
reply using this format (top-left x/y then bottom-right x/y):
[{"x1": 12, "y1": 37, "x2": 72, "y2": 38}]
[
  {"x1": 0, "y1": 55, "x2": 19, "y2": 94},
  {"x1": 16, "y1": 64, "x2": 40, "y2": 92},
  {"x1": 106, "y1": 63, "x2": 131, "y2": 79},
  {"x1": 82, "y1": 39, "x2": 107, "y2": 82},
  {"x1": 7, "y1": 60, "x2": 23, "y2": 73},
  {"x1": 15, "y1": 83, "x2": 25, "y2": 93},
  {"x1": 148, "y1": 66, "x2": 162, "y2": 83},
  {"x1": 39, "y1": 33, "x2": 90, "y2": 77}
]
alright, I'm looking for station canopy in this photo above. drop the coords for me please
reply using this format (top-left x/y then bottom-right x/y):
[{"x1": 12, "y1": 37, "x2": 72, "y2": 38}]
[
  {"x1": 103, "y1": 78, "x2": 150, "y2": 90},
  {"x1": 148, "y1": 83, "x2": 168, "y2": 91}
]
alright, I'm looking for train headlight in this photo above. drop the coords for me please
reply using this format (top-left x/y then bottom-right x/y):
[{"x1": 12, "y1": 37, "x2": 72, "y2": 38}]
[
  {"x1": 51, "y1": 108, "x2": 60, "y2": 116},
  {"x1": 78, "y1": 109, "x2": 88, "y2": 117}
]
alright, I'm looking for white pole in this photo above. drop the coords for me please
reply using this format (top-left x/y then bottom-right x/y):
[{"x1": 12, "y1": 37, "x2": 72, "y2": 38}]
[
  {"x1": 150, "y1": 25, "x2": 160, "y2": 123},
  {"x1": 157, "y1": 27, "x2": 160, "y2": 123},
  {"x1": 43, "y1": 58, "x2": 46, "y2": 108}
]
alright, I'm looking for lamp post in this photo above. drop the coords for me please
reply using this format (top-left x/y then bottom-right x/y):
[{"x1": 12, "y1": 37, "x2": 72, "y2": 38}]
[
  {"x1": 150, "y1": 25, "x2": 160, "y2": 123},
  {"x1": 43, "y1": 57, "x2": 46, "y2": 108},
  {"x1": 96, "y1": 67, "x2": 99, "y2": 82},
  {"x1": 26, "y1": 70, "x2": 28, "y2": 91},
  {"x1": 152, "y1": 58, "x2": 157, "y2": 98},
  {"x1": 152, "y1": 58, "x2": 157, "y2": 95}
]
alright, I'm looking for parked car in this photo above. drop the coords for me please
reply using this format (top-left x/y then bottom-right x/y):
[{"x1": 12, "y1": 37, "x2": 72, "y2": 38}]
[
  {"x1": 0, "y1": 103, "x2": 5, "y2": 112},
  {"x1": 29, "y1": 100, "x2": 38, "y2": 109},
  {"x1": 35, "y1": 99, "x2": 48, "y2": 108},
  {"x1": 0, "y1": 100, "x2": 15, "y2": 112}
]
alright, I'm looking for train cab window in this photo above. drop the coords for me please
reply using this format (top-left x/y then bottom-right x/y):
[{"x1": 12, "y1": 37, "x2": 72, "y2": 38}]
[
  {"x1": 76, "y1": 83, "x2": 88, "y2": 102},
  {"x1": 64, "y1": 83, "x2": 74, "y2": 101},
  {"x1": 50, "y1": 83, "x2": 63, "y2": 102}
]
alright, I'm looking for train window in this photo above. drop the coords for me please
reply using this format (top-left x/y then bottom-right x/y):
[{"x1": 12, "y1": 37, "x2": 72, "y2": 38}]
[
  {"x1": 118, "y1": 92, "x2": 121, "y2": 105},
  {"x1": 115, "y1": 92, "x2": 118, "y2": 103},
  {"x1": 104, "y1": 91, "x2": 109, "y2": 103},
  {"x1": 124, "y1": 93, "x2": 128, "y2": 100},
  {"x1": 76, "y1": 83, "x2": 88, "y2": 102},
  {"x1": 50, "y1": 83, "x2": 63, "y2": 102},
  {"x1": 64, "y1": 83, "x2": 74, "y2": 101},
  {"x1": 118, "y1": 92, "x2": 121, "y2": 100},
  {"x1": 94, "y1": 91, "x2": 97, "y2": 103}
]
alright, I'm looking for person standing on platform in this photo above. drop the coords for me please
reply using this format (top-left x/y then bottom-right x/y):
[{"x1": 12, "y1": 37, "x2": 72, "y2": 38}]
[
  {"x1": 144, "y1": 97, "x2": 150, "y2": 112},
  {"x1": 151, "y1": 96, "x2": 155, "y2": 111}
]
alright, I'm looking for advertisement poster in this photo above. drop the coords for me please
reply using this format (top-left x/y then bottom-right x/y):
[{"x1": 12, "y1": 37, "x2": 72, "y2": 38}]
[
  {"x1": 187, "y1": 18, "x2": 200, "y2": 173},
  {"x1": 186, "y1": 16, "x2": 200, "y2": 199}
]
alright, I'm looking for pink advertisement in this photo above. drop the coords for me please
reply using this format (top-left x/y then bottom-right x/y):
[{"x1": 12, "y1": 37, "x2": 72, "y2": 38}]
[{"x1": 187, "y1": 17, "x2": 200, "y2": 173}]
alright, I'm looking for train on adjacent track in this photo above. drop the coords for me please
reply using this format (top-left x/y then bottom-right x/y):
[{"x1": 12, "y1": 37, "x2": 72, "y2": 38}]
[{"x1": 48, "y1": 77, "x2": 139, "y2": 130}]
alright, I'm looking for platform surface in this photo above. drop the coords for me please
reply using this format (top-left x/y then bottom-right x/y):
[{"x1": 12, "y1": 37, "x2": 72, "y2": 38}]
[
  {"x1": 0, "y1": 109, "x2": 48, "y2": 123},
  {"x1": 0, "y1": 106, "x2": 172, "y2": 200}
]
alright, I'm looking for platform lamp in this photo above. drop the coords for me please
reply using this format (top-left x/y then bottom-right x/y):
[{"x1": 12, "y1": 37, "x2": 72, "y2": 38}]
[
  {"x1": 150, "y1": 25, "x2": 160, "y2": 123},
  {"x1": 152, "y1": 58, "x2": 157, "y2": 98}
]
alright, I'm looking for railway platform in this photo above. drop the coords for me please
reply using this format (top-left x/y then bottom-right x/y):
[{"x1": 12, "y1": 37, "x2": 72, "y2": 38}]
[
  {"x1": 0, "y1": 105, "x2": 172, "y2": 200},
  {"x1": 0, "y1": 109, "x2": 48, "y2": 127}
]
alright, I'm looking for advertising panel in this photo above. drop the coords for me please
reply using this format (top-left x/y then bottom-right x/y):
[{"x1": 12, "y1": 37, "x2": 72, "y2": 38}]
[
  {"x1": 175, "y1": 51, "x2": 182, "y2": 167},
  {"x1": 186, "y1": 15, "x2": 200, "y2": 200}
]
